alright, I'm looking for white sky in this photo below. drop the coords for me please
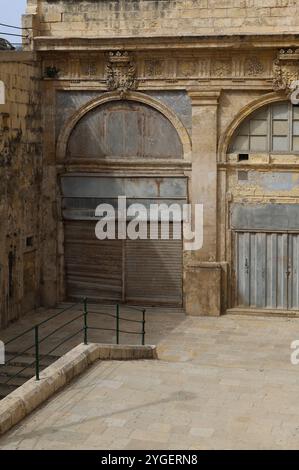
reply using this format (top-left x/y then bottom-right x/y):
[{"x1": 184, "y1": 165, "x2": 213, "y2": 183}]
[{"x1": 0, "y1": 0, "x2": 27, "y2": 45}]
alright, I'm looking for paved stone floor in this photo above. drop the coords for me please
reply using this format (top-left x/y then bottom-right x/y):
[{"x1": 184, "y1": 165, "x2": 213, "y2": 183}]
[{"x1": 1, "y1": 312, "x2": 299, "y2": 449}]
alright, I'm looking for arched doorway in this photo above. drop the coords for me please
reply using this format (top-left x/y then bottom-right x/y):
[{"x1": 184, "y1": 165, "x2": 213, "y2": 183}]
[
  {"x1": 59, "y1": 96, "x2": 189, "y2": 306},
  {"x1": 227, "y1": 100, "x2": 299, "y2": 312}
]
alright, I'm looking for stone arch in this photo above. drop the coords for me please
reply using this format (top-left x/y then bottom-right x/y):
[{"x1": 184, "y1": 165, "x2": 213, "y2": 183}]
[
  {"x1": 56, "y1": 90, "x2": 192, "y2": 161},
  {"x1": 218, "y1": 91, "x2": 287, "y2": 162},
  {"x1": 0, "y1": 80, "x2": 5, "y2": 105}
]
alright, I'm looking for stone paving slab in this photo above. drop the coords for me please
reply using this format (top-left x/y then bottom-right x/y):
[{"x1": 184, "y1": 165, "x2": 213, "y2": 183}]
[{"x1": 1, "y1": 313, "x2": 299, "y2": 449}]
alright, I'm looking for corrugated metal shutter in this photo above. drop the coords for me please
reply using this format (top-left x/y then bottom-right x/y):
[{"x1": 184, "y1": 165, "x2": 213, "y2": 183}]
[
  {"x1": 288, "y1": 234, "x2": 299, "y2": 310},
  {"x1": 64, "y1": 221, "x2": 123, "y2": 302},
  {"x1": 125, "y1": 224, "x2": 183, "y2": 307},
  {"x1": 235, "y1": 232, "x2": 299, "y2": 310},
  {"x1": 65, "y1": 221, "x2": 183, "y2": 306}
]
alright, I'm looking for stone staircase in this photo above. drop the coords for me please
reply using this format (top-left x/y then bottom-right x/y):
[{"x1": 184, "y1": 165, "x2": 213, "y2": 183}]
[{"x1": 0, "y1": 351, "x2": 60, "y2": 399}]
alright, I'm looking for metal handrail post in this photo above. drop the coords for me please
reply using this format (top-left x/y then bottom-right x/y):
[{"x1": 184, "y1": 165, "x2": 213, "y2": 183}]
[
  {"x1": 34, "y1": 325, "x2": 40, "y2": 381},
  {"x1": 142, "y1": 309, "x2": 146, "y2": 346},
  {"x1": 116, "y1": 304, "x2": 120, "y2": 345},
  {"x1": 83, "y1": 297, "x2": 88, "y2": 345}
]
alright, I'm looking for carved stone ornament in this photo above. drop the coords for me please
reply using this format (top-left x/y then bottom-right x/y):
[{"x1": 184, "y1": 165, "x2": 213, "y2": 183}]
[
  {"x1": 244, "y1": 57, "x2": 264, "y2": 76},
  {"x1": 211, "y1": 59, "x2": 232, "y2": 77},
  {"x1": 273, "y1": 49, "x2": 299, "y2": 94},
  {"x1": 105, "y1": 51, "x2": 138, "y2": 97}
]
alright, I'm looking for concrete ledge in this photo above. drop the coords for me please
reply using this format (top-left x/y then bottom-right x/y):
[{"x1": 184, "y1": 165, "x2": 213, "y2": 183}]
[{"x1": 0, "y1": 343, "x2": 157, "y2": 435}]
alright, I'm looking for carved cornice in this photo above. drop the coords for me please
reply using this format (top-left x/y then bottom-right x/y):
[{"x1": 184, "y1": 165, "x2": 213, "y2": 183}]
[
  {"x1": 273, "y1": 48, "x2": 299, "y2": 94},
  {"x1": 42, "y1": 51, "x2": 273, "y2": 83},
  {"x1": 33, "y1": 34, "x2": 299, "y2": 52}
]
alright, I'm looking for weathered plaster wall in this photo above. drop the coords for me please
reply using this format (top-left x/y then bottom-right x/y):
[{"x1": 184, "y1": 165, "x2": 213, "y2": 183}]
[
  {"x1": 228, "y1": 168, "x2": 299, "y2": 202},
  {"x1": 0, "y1": 52, "x2": 43, "y2": 328},
  {"x1": 25, "y1": 0, "x2": 299, "y2": 37}
]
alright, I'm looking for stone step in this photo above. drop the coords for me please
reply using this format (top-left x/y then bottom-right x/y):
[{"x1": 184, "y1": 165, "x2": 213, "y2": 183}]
[
  {"x1": 0, "y1": 365, "x2": 35, "y2": 380},
  {"x1": 4, "y1": 352, "x2": 60, "y2": 368},
  {"x1": 0, "y1": 374, "x2": 27, "y2": 387},
  {"x1": 0, "y1": 352, "x2": 61, "y2": 399},
  {"x1": 0, "y1": 383, "x2": 18, "y2": 400}
]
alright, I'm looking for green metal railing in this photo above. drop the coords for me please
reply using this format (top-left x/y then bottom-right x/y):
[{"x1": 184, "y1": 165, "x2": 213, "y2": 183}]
[
  {"x1": 85, "y1": 300, "x2": 146, "y2": 347},
  {"x1": 0, "y1": 299, "x2": 146, "y2": 385}
]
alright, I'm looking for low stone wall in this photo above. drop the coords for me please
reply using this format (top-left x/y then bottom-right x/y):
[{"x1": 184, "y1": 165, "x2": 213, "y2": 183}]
[{"x1": 0, "y1": 343, "x2": 157, "y2": 435}]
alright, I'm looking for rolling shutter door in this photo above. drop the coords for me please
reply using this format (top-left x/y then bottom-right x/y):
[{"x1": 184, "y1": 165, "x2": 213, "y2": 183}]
[
  {"x1": 125, "y1": 224, "x2": 183, "y2": 307},
  {"x1": 64, "y1": 221, "x2": 122, "y2": 302}
]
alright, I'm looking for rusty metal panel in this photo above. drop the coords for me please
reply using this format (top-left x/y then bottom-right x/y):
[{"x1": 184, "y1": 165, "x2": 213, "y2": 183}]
[
  {"x1": 61, "y1": 176, "x2": 187, "y2": 198},
  {"x1": 67, "y1": 100, "x2": 183, "y2": 159},
  {"x1": 231, "y1": 203, "x2": 299, "y2": 231},
  {"x1": 125, "y1": 224, "x2": 183, "y2": 307},
  {"x1": 61, "y1": 176, "x2": 187, "y2": 220},
  {"x1": 64, "y1": 221, "x2": 123, "y2": 302}
]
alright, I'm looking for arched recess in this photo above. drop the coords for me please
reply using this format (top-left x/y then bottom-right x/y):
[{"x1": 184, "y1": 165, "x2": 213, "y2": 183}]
[
  {"x1": 58, "y1": 91, "x2": 190, "y2": 307},
  {"x1": 56, "y1": 91, "x2": 192, "y2": 161},
  {"x1": 220, "y1": 91, "x2": 299, "y2": 313},
  {"x1": 218, "y1": 91, "x2": 287, "y2": 162}
]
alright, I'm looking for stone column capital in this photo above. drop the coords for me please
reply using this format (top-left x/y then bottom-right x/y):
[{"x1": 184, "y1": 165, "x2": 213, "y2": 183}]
[{"x1": 188, "y1": 90, "x2": 221, "y2": 106}]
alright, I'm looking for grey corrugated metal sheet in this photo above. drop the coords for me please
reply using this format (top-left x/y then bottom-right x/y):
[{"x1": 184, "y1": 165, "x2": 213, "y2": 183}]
[{"x1": 235, "y1": 232, "x2": 299, "y2": 310}]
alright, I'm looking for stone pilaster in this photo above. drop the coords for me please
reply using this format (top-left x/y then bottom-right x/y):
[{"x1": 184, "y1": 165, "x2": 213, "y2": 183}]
[
  {"x1": 185, "y1": 90, "x2": 223, "y2": 316},
  {"x1": 188, "y1": 90, "x2": 220, "y2": 262}
]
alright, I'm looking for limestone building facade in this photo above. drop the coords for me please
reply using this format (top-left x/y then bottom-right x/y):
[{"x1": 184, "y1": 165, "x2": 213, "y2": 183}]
[{"x1": 2, "y1": 0, "x2": 299, "y2": 326}]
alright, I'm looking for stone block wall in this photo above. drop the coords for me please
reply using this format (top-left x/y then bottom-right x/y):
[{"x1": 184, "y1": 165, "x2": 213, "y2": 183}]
[
  {"x1": 0, "y1": 52, "x2": 43, "y2": 328},
  {"x1": 25, "y1": 0, "x2": 299, "y2": 38}
]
